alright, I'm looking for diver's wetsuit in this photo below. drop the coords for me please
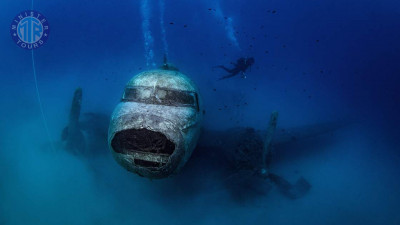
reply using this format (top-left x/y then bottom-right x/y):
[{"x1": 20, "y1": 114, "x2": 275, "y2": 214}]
[{"x1": 215, "y1": 57, "x2": 255, "y2": 80}]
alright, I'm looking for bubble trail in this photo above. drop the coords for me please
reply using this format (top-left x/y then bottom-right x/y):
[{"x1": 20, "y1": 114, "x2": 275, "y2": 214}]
[
  {"x1": 159, "y1": 0, "x2": 169, "y2": 57},
  {"x1": 214, "y1": 1, "x2": 240, "y2": 50},
  {"x1": 225, "y1": 17, "x2": 240, "y2": 49},
  {"x1": 141, "y1": 0, "x2": 156, "y2": 68}
]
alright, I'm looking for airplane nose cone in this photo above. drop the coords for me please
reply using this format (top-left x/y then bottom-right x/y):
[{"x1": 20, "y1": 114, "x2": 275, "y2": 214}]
[{"x1": 109, "y1": 112, "x2": 185, "y2": 178}]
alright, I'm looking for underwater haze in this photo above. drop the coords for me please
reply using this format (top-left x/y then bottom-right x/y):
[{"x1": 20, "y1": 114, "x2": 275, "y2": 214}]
[{"x1": 1, "y1": 0, "x2": 400, "y2": 224}]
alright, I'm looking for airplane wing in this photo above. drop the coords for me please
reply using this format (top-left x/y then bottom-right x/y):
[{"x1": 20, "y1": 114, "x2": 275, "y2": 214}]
[{"x1": 270, "y1": 121, "x2": 348, "y2": 145}]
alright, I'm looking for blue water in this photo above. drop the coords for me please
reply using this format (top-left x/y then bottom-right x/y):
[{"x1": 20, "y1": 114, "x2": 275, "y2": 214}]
[{"x1": 1, "y1": 0, "x2": 400, "y2": 224}]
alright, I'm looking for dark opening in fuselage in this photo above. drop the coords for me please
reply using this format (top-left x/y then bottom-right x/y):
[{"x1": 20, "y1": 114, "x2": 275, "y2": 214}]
[{"x1": 111, "y1": 128, "x2": 176, "y2": 169}]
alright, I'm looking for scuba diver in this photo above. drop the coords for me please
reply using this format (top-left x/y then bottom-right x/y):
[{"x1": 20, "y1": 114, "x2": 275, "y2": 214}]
[{"x1": 214, "y1": 57, "x2": 255, "y2": 80}]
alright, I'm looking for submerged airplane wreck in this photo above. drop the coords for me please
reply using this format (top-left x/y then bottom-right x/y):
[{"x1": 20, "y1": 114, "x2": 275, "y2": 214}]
[
  {"x1": 61, "y1": 63, "x2": 346, "y2": 201},
  {"x1": 108, "y1": 69, "x2": 203, "y2": 179}
]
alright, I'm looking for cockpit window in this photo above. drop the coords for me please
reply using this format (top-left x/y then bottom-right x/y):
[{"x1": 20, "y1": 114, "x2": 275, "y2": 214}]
[{"x1": 122, "y1": 86, "x2": 199, "y2": 111}]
